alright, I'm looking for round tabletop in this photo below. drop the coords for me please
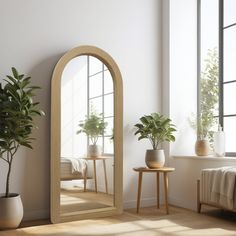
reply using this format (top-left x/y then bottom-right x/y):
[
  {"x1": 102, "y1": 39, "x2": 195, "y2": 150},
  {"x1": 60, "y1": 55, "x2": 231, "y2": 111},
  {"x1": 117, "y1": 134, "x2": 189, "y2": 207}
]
[
  {"x1": 83, "y1": 156, "x2": 112, "y2": 160},
  {"x1": 133, "y1": 167, "x2": 175, "y2": 172}
]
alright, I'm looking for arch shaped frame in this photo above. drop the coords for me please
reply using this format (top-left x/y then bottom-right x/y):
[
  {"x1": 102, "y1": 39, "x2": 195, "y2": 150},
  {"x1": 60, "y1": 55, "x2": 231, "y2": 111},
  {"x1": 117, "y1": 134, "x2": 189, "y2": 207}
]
[{"x1": 51, "y1": 46, "x2": 123, "y2": 223}]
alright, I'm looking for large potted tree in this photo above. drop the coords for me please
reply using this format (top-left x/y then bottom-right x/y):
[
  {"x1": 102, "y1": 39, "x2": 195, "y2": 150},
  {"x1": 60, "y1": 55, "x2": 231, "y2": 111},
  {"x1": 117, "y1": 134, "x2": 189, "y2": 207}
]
[
  {"x1": 0, "y1": 68, "x2": 44, "y2": 229},
  {"x1": 134, "y1": 113, "x2": 176, "y2": 168},
  {"x1": 77, "y1": 110, "x2": 107, "y2": 157}
]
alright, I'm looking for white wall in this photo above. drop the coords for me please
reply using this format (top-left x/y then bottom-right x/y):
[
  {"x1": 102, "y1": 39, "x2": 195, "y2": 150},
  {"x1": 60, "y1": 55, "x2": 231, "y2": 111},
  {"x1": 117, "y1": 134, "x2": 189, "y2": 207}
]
[
  {"x1": 162, "y1": 0, "x2": 197, "y2": 160},
  {"x1": 169, "y1": 0, "x2": 197, "y2": 156},
  {"x1": 0, "y1": 0, "x2": 162, "y2": 220}
]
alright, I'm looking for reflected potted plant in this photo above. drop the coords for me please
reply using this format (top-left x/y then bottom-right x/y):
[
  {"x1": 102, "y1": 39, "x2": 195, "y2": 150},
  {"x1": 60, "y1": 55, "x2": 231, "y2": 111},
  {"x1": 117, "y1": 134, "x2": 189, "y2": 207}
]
[
  {"x1": 134, "y1": 113, "x2": 176, "y2": 168},
  {"x1": 0, "y1": 68, "x2": 44, "y2": 229},
  {"x1": 77, "y1": 110, "x2": 107, "y2": 157}
]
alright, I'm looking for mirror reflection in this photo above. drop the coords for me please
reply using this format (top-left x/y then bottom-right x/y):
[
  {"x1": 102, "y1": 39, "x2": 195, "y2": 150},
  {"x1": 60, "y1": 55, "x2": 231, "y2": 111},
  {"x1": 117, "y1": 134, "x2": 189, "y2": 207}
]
[{"x1": 60, "y1": 55, "x2": 114, "y2": 215}]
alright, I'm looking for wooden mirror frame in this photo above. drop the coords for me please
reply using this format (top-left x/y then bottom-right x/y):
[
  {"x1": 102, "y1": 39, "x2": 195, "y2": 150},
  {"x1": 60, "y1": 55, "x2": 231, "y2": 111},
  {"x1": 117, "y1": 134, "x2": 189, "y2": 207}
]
[{"x1": 50, "y1": 46, "x2": 123, "y2": 223}]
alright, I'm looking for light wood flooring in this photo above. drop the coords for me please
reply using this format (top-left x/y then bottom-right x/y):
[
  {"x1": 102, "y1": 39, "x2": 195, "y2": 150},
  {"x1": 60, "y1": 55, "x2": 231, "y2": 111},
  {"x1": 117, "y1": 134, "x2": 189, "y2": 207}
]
[
  {"x1": 0, "y1": 205, "x2": 236, "y2": 236},
  {"x1": 60, "y1": 188, "x2": 113, "y2": 214}
]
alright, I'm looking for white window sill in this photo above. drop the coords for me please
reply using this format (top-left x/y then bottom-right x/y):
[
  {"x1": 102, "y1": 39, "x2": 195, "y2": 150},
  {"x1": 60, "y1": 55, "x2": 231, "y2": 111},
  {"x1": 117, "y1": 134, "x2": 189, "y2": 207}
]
[{"x1": 171, "y1": 155, "x2": 236, "y2": 162}]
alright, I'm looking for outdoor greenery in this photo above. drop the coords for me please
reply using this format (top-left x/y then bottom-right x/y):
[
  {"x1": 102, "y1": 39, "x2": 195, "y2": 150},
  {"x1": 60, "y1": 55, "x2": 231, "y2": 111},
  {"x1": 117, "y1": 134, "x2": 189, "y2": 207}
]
[
  {"x1": 0, "y1": 68, "x2": 44, "y2": 197},
  {"x1": 190, "y1": 48, "x2": 219, "y2": 141},
  {"x1": 77, "y1": 111, "x2": 107, "y2": 145},
  {"x1": 134, "y1": 113, "x2": 176, "y2": 150}
]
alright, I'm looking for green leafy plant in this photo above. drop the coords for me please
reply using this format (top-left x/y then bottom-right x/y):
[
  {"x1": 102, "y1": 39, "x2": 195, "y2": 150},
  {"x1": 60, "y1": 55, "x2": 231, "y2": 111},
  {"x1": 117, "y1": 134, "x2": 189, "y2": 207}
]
[
  {"x1": 134, "y1": 113, "x2": 176, "y2": 150},
  {"x1": 110, "y1": 128, "x2": 114, "y2": 141},
  {"x1": 77, "y1": 111, "x2": 107, "y2": 145},
  {"x1": 0, "y1": 68, "x2": 44, "y2": 197},
  {"x1": 190, "y1": 48, "x2": 219, "y2": 141}
]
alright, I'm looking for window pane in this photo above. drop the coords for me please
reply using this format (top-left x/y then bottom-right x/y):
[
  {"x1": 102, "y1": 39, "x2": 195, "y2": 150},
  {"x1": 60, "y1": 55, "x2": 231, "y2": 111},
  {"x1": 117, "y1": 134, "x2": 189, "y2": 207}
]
[
  {"x1": 104, "y1": 117, "x2": 114, "y2": 136},
  {"x1": 89, "y1": 97, "x2": 102, "y2": 114},
  {"x1": 104, "y1": 70, "x2": 113, "y2": 94},
  {"x1": 224, "y1": 0, "x2": 236, "y2": 27},
  {"x1": 224, "y1": 116, "x2": 236, "y2": 152},
  {"x1": 104, "y1": 94, "x2": 114, "y2": 117},
  {"x1": 213, "y1": 101, "x2": 219, "y2": 117},
  {"x1": 200, "y1": 0, "x2": 219, "y2": 126},
  {"x1": 224, "y1": 82, "x2": 236, "y2": 115},
  {"x1": 212, "y1": 117, "x2": 220, "y2": 131},
  {"x1": 201, "y1": 0, "x2": 219, "y2": 67},
  {"x1": 104, "y1": 137, "x2": 114, "y2": 154},
  {"x1": 89, "y1": 56, "x2": 103, "y2": 76},
  {"x1": 61, "y1": 56, "x2": 88, "y2": 158},
  {"x1": 224, "y1": 26, "x2": 236, "y2": 82},
  {"x1": 89, "y1": 72, "x2": 102, "y2": 98}
]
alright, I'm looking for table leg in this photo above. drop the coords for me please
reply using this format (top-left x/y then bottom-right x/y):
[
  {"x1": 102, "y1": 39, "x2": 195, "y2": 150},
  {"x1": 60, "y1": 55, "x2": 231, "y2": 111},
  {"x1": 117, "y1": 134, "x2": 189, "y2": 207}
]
[
  {"x1": 84, "y1": 167, "x2": 87, "y2": 192},
  {"x1": 136, "y1": 171, "x2": 143, "y2": 213},
  {"x1": 93, "y1": 160, "x2": 97, "y2": 193},
  {"x1": 197, "y1": 179, "x2": 201, "y2": 213},
  {"x1": 163, "y1": 172, "x2": 169, "y2": 214},
  {"x1": 103, "y1": 159, "x2": 108, "y2": 194},
  {"x1": 156, "y1": 172, "x2": 160, "y2": 208}
]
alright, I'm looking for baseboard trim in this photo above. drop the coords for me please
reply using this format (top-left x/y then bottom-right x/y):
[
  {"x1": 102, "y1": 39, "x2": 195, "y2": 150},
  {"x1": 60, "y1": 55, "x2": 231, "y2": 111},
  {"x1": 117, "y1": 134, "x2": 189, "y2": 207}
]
[
  {"x1": 23, "y1": 196, "x2": 167, "y2": 221},
  {"x1": 23, "y1": 209, "x2": 50, "y2": 221},
  {"x1": 124, "y1": 197, "x2": 163, "y2": 209},
  {"x1": 169, "y1": 195, "x2": 196, "y2": 211}
]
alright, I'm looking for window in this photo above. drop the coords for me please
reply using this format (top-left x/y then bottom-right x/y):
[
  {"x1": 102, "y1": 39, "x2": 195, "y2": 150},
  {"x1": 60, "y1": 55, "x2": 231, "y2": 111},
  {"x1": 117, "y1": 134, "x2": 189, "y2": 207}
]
[
  {"x1": 88, "y1": 56, "x2": 114, "y2": 155},
  {"x1": 198, "y1": 0, "x2": 236, "y2": 156}
]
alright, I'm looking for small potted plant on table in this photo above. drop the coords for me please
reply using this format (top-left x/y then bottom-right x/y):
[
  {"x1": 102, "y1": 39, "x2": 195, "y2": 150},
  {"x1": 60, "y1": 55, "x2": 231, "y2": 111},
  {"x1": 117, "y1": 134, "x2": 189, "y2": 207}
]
[
  {"x1": 0, "y1": 68, "x2": 44, "y2": 229},
  {"x1": 77, "y1": 111, "x2": 107, "y2": 157},
  {"x1": 134, "y1": 113, "x2": 176, "y2": 168}
]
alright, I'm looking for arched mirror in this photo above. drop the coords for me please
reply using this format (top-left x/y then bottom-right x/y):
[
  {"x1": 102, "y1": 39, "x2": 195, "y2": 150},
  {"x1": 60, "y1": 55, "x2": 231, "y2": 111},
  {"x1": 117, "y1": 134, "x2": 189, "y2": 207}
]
[{"x1": 50, "y1": 46, "x2": 123, "y2": 223}]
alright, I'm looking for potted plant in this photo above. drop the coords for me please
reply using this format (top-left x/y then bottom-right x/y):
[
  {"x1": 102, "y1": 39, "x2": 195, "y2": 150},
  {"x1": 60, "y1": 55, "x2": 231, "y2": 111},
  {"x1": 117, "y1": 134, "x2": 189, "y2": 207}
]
[
  {"x1": 77, "y1": 111, "x2": 107, "y2": 157},
  {"x1": 189, "y1": 48, "x2": 219, "y2": 156},
  {"x1": 193, "y1": 117, "x2": 212, "y2": 156},
  {"x1": 0, "y1": 68, "x2": 44, "y2": 229},
  {"x1": 134, "y1": 113, "x2": 176, "y2": 168}
]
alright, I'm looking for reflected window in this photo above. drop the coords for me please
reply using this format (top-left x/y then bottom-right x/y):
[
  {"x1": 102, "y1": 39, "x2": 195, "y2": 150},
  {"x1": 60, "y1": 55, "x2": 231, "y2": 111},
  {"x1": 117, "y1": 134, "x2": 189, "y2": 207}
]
[
  {"x1": 61, "y1": 56, "x2": 114, "y2": 158},
  {"x1": 88, "y1": 56, "x2": 114, "y2": 155},
  {"x1": 61, "y1": 56, "x2": 88, "y2": 158}
]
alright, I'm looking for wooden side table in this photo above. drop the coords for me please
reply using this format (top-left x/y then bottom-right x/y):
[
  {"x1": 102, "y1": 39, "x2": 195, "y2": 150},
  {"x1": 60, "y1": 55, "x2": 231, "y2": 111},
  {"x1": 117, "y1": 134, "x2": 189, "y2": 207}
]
[
  {"x1": 83, "y1": 156, "x2": 111, "y2": 194},
  {"x1": 133, "y1": 167, "x2": 175, "y2": 214}
]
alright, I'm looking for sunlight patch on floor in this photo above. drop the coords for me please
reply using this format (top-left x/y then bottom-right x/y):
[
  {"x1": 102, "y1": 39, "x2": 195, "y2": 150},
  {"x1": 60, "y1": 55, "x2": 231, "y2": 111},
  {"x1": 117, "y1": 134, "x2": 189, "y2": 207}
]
[{"x1": 2, "y1": 206, "x2": 236, "y2": 236}]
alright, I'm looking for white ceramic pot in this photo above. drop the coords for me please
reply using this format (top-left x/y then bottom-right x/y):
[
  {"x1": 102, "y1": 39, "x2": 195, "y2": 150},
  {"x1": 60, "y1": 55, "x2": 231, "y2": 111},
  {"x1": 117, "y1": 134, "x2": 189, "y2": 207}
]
[
  {"x1": 87, "y1": 145, "x2": 102, "y2": 157},
  {"x1": 145, "y1": 149, "x2": 165, "y2": 168},
  {"x1": 0, "y1": 193, "x2": 23, "y2": 230}
]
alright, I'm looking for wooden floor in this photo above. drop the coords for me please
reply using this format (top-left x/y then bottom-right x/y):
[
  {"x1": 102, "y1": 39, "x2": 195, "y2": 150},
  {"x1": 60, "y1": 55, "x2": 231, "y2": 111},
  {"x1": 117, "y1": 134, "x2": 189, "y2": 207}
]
[
  {"x1": 0, "y1": 205, "x2": 236, "y2": 236},
  {"x1": 60, "y1": 189, "x2": 113, "y2": 213}
]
